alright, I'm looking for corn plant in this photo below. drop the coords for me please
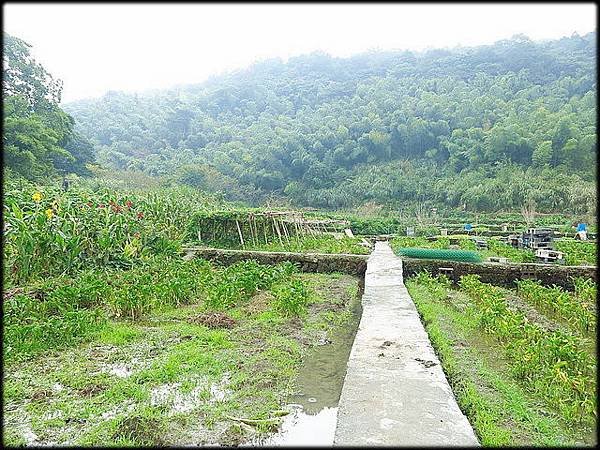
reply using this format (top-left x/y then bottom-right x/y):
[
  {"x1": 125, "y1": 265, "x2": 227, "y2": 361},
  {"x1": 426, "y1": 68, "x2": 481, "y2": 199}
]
[
  {"x1": 516, "y1": 279, "x2": 596, "y2": 335},
  {"x1": 458, "y1": 275, "x2": 595, "y2": 424},
  {"x1": 272, "y1": 279, "x2": 309, "y2": 316},
  {"x1": 3, "y1": 177, "x2": 219, "y2": 285}
]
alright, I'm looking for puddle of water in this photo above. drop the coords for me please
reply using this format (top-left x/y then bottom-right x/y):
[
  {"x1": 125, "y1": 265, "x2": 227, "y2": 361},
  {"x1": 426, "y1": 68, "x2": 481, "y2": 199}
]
[
  {"x1": 109, "y1": 364, "x2": 133, "y2": 378},
  {"x1": 244, "y1": 283, "x2": 363, "y2": 446},
  {"x1": 244, "y1": 404, "x2": 339, "y2": 446},
  {"x1": 150, "y1": 373, "x2": 232, "y2": 416}
]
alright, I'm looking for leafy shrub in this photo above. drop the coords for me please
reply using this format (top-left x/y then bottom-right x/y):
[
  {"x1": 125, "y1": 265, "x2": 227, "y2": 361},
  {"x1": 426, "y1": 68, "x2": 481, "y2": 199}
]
[
  {"x1": 554, "y1": 239, "x2": 597, "y2": 266},
  {"x1": 516, "y1": 279, "x2": 596, "y2": 334},
  {"x1": 204, "y1": 260, "x2": 296, "y2": 309},
  {"x1": 272, "y1": 279, "x2": 309, "y2": 317},
  {"x1": 486, "y1": 239, "x2": 536, "y2": 263},
  {"x1": 3, "y1": 272, "x2": 109, "y2": 361},
  {"x1": 3, "y1": 258, "x2": 214, "y2": 361}
]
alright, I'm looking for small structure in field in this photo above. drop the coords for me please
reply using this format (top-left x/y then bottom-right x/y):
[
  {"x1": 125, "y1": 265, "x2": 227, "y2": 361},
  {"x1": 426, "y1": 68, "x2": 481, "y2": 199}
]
[
  {"x1": 190, "y1": 209, "x2": 350, "y2": 248},
  {"x1": 521, "y1": 228, "x2": 553, "y2": 250},
  {"x1": 535, "y1": 248, "x2": 565, "y2": 264},
  {"x1": 508, "y1": 228, "x2": 554, "y2": 250}
]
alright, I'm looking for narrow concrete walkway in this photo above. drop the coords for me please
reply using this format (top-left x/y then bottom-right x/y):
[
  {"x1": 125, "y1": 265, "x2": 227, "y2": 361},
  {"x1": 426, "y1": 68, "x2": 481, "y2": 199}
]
[{"x1": 334, "y1": 241, "x2": 479, "y2": 446}]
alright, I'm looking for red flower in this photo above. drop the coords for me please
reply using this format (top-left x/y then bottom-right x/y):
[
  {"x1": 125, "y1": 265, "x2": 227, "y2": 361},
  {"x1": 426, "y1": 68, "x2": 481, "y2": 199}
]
[
  {"x1": 137, "y1": 212, "x2": 144, "y2": 219},
  {"x1": 112, "y1": 205, "x2": 122, "y2": 213},
  {"x1": 125, "y1": 200, "x2": 133, "y2": 208},
  {"x1": 98, "y1": 203, "x2": 105, "y2": 208},
  {"x1": 87, "y1": 202, "x2": 93, "y2": 207}
]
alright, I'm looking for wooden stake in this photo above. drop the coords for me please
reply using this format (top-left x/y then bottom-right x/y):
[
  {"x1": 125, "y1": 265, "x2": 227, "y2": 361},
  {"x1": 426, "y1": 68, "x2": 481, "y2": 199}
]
[
  {"x1": 236, "y1": 220, "x2": 245, "y2": 248},
  {"x1": 273, "y1": 218, "x2": 284, "y2": 245}
]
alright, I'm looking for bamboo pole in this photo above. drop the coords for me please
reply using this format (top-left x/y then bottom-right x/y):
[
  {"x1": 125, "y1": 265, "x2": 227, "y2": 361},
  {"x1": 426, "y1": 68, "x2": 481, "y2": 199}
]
[
  {"x1": 273, "y1": 218, "x2": 284, "y2": 246},
  {"x1": 249, "y1": 216, "x2": 256, "y2": 246},
  {"x1": 236, "y1": 220, "x2": 245, "y2": 248},
  {"x1": 281, "y1": 219, "x2": 290, "y2": 244},
  {"x1": 263, "y1": 220, "x2": 268, "y2": 244}
]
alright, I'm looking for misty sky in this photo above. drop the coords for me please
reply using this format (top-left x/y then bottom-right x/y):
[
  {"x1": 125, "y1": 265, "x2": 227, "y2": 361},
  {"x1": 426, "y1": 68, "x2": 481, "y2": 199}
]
[{"x1": 3, "y1": 3, "x2": 596, "y2": 103}]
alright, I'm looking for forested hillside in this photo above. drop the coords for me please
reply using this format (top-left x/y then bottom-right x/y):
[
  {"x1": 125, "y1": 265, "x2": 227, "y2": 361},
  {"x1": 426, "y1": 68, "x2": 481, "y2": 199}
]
[{"x1": 64, "y1": 32, "x2": 596, "y2": 213}]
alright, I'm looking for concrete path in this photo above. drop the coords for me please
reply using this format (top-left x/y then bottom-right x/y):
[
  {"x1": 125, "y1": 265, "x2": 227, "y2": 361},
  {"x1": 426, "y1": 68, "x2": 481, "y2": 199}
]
[{"x1": 333, "y1": 241, "x2": 479, "y2": 446}]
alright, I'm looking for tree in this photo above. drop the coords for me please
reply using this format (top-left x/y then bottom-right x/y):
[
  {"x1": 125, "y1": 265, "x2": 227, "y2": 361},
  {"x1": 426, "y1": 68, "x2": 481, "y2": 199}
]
[
  {"x1": 3, "y1": 98, "x2": 70, "y2": 178},
  {"x1": 532, "y1": 140, "x2": 553, "y2": 167},
  {"x1": 3, "y1": 32, "x2": 95, "y2": 179},
  {"x1": 54, "y1": 30, "x2": 596, "y2": 212},
  {"x1": 521, "y1": 197, "x2": 536, "y2": 226},
  {"x1": 3, "y1": 32, "x2": 63, "y2": 110}
]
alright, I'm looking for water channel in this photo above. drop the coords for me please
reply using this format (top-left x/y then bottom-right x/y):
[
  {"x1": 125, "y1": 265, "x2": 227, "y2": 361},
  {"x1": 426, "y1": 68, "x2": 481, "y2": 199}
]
[{"x1": 244, "y1": 281, "x2": 363, "y2": 446}]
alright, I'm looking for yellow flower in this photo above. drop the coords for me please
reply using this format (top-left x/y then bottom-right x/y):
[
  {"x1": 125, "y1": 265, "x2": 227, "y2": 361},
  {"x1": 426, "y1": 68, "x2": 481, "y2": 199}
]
[
  {"x1": 45, "y1": 208, "x2": 54, "y2": 219},
  {"x1": 32, "y1": 192, "x2": 42, "y2": 202}
]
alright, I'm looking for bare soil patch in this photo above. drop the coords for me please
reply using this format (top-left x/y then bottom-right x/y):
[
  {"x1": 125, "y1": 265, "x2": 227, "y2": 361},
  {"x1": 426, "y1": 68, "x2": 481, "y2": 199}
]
[{"x1": 187, "y1": 312, "x2": 237, "y2": 329}]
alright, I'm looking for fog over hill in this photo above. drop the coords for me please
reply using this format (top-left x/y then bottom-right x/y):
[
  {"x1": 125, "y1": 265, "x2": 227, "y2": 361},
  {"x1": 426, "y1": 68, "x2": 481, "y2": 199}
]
[{"x1": 64, "y1": 32, "x2": 597, "y2": 213}]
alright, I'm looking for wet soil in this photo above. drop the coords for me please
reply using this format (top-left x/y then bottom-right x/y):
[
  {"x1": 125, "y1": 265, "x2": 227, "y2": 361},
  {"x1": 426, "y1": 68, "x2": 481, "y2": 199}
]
[{"x1": 244, "y1": 274, "x2": 363, "y2": 446}]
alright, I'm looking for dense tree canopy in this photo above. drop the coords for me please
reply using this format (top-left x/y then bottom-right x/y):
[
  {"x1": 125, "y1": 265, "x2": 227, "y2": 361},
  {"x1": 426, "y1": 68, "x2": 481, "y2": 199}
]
[
  {"x1": 62, "y1": 32, "x2": 595, "y2": 213},
  {"x1": 3, "y1": 32, "x2": 95, "y2": 179}
]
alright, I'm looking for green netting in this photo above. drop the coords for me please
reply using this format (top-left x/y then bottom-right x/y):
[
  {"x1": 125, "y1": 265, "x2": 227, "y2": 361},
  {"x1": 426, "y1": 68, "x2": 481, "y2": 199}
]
[{"x1": 396, "y1": 247, "x2": 483, "y2": 263}]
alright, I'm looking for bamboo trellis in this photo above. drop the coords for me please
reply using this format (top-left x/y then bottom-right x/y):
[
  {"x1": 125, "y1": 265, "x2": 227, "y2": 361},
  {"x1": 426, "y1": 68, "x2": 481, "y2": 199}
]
[{"x1": 192, "y1": 210, "x2": 349, "y2": 248}]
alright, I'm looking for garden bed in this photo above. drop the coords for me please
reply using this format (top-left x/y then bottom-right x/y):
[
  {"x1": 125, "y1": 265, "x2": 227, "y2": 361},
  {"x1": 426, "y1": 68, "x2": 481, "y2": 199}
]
[{"x1": 406, "y1": 272, "x2": 596, "y2": 446}]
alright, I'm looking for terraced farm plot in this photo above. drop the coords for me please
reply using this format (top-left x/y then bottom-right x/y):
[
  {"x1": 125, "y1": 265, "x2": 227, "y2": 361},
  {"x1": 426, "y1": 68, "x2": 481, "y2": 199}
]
[
  {"x1": 3, "y1": 267, "x2": 361, "y2": 446},
  {"x1": 391, "y1": 235, "x2": 597, "y2": 265},
  {"x1": 406, "y1": 273, "x2": 597, "y2": 446}
]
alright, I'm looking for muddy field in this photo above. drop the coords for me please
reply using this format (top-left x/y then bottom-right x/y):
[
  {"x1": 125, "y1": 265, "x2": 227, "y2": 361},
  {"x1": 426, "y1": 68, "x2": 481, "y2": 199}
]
[{"x1": 3, "y1": 273, "x2": 361, "y2": 446}]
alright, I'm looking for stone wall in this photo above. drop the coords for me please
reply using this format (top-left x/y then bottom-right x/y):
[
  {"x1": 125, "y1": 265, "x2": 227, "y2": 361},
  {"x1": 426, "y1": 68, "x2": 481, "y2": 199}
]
[
  {"x1": 182, "y1": 247, "x2": 596, "y2": 290},
  {"x1": 182, "y1": 247, "x2": 368, "y2": 275},
  {"x1": 402, "y1": 258, "x2": 597, "y2": 290}
]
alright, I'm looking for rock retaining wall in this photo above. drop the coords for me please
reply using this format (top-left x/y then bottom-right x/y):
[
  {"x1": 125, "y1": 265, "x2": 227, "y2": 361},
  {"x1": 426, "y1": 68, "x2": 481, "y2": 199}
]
[
  {"x1": 402, "y1": 258, "x2": 596, "y2": 290},
  {"x1": 182, "y1": 247, "x2": 368, "y2": 275},
  {"x1": 182, "y1": 247, "x2": 596, "y2": 290}
]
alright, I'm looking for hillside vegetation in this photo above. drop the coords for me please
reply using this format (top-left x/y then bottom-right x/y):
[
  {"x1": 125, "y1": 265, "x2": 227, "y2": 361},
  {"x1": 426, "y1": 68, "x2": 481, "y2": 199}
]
[{"x1": 63, "y1": 32, "x2": 596, "y2": 212}]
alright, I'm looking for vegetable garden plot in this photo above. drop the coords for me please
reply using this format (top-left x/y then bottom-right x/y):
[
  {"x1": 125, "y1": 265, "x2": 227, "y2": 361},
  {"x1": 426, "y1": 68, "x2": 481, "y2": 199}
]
[{"x1": 406, "y1": 272, "x2": 596, "y2": 446}]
